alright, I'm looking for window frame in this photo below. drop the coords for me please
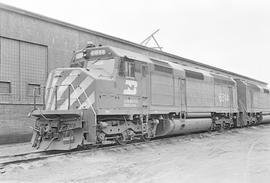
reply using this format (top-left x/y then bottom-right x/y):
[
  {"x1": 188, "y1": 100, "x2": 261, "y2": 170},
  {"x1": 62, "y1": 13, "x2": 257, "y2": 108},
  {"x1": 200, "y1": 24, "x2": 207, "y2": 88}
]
[
  {"x1": 0, "y1": 81, "x2": 11, "y2": 94},
  {"x1": 27, "y1": 83, "x2": 41, "y2": 97},
  {"x1": 118, "y1": 57, "x2": 135, "y2": 78}
]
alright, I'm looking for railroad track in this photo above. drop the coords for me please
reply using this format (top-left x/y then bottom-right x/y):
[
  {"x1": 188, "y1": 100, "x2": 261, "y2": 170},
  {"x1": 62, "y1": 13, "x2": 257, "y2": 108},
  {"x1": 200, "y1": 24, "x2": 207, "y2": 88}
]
[
  {"x1": 0, "y1": 139, "x2": 157, "y2": 169},
  {"x1": 1, "y1": 124, "x2": 268, "y2": 169},
  {"x1": 0, "y1": 132, "x2": 193, "y2": 169}
]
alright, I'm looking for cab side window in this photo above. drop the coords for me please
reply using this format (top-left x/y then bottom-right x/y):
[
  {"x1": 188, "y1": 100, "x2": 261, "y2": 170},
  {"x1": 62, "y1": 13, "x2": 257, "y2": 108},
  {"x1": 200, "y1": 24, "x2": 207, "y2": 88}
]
[
  {"x1": 126, "y1": 61, "x2": 135, "y2": 77},
  {"x1": 119, "y1": 58, "x2": 135, "y2": 78}
]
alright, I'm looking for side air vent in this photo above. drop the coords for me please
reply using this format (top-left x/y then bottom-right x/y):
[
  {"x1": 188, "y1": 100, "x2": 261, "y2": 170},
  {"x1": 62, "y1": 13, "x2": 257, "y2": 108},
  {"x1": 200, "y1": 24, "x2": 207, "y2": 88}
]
[
  {"x1": 264, "y1": 89, "x2": 269, "y2": 94},
  {"x1": 154, "y1": 64, "x2": 173, "y2": 74},
  {"x1": 211, "y1": 74, "x2": 235, "y2": 85},
  {"x1": 185, "y1": 70, "x2": 204, "y2": 80}
]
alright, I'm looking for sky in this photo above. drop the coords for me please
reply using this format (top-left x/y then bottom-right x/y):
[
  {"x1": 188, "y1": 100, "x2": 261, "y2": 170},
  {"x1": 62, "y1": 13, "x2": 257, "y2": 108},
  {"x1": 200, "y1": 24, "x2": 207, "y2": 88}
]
[{"x1": 0, "y1": 0, "x2": 270, "y2": 84}]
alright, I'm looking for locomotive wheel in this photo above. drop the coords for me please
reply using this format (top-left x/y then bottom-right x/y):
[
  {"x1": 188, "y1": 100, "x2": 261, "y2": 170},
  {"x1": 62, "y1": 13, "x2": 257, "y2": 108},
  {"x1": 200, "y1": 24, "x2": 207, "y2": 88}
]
[
  {"x1": 115, "y1": 135, "x2": 127, "y2": 145},
  {"x1": 222, "y1": 122, "x2": 226, "y2": 129},
  {"x1": 141, "y1": 133, "x2": 151, "y2": 142},
  {"x1": 115, "y1": 130, "x2": 129, "y2": 145}
]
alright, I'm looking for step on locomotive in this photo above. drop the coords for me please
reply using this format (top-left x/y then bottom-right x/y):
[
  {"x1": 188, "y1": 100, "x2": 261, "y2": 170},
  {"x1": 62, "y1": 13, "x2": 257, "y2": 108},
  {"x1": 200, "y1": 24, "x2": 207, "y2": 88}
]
[{"x1": 30, "y1": 42, "x2": 270, "y2": 150}]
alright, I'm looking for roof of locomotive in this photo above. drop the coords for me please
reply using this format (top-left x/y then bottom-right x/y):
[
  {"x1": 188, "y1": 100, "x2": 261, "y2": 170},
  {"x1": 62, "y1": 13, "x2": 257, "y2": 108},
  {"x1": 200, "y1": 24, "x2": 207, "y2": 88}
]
[
  {"x1": 109, "y1": 46, "x2": 152, "y2": 63},
  {"x1": 110, "y1": 45, "x2": 269, "y2": 89},
  {"x1": 106, "y1": 46, "x2": 264, "y2": 86},
  {"x1": 108, "y1": 46, "x2": 236, "y2": 83}
]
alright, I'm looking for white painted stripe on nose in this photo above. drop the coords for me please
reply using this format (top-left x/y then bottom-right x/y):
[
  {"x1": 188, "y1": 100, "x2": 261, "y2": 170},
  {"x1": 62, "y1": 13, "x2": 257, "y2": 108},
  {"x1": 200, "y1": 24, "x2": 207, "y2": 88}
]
[
  {"x1": 58, "y1": 76, "x2": 93, "y2": 110},
  {"x1": 79, "y1": 91, "x2": 95, "y2": 109},
  {"x1": 45, "y1": 72, "x2": 53, "y2": 101},
  {"x1": 46, "y1": 71, "x2": 62, "y2": 110},
  {"x1": 50, "y1": 70, "x2": 82, "y2": 110},
  {"x1": 57, "y1": 70, "x2": 81, "y2": 98}
]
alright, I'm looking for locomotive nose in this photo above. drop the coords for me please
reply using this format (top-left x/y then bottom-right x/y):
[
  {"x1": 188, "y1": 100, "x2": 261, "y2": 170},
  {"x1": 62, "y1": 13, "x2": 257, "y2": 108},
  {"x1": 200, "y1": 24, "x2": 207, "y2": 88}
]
[
  {"x1": 31, "y1": 67, "x2": 97, "y2": 150},
  {"x1": 45, "y1": 68, "x2": 95, "y2": 111}
]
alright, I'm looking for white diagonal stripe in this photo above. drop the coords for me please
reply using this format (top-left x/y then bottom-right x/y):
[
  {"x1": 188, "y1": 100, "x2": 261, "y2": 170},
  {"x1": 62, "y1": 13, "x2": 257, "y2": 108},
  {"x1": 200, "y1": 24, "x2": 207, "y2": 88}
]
[
  {"x1": 44, "y1": 72, "x2": 52, "y2": 103},
  {"x1": 57, "y1": 70, "x2": 81, "y2": 100},
  {"x1": 79, "y1": 91, "x2": 95, "y2": 109},
  {"x1": 58, "y1": 77, "x2": 93, "y2": 110},
  {"x1": 45, "y1": 70, "x2": 62, "y2": 110},
  {"x1": 45, "y1": 72, "x2": 52, "y2": 94},
  {"x1": 50, "y1": 70, "x2": 82, "y2": 110}
]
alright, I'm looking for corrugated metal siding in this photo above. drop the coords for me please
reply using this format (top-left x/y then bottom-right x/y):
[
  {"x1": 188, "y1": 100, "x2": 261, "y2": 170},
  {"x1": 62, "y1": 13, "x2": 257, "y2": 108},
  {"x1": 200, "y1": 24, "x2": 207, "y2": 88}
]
[
  {"x1": 20, "y1": 41, "x2": 47, "y2": 103},
  {"x1": 0, "y1": 38, "x2": 20, "y2": 103},
  {"x1": 0, "y1": 37, "x2": 47, "y2": 104},
  {"x1": 236, "y1": 80, "x2": 247, "y2": 112},
  {"x1": 214, "y1": 85, "x2": 231, "y2": 108},
  {"x1": 151, "y1": 73, "x2": 174, "y2": 106},
  {"x1": 186, "y1": 79, "x2": 214, "y2": 107},
  {"x1": 253, "y1": 90, "x2": 270, "y2": 110}
]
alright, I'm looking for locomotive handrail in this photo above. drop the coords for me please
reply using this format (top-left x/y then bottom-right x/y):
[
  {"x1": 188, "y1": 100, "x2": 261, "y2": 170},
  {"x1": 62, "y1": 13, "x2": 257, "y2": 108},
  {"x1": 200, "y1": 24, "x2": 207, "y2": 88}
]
[
  {"x1": 47, "y1": 84, "x2": 82, "y2": 110},
  {"x1": 80, "y1": 86, "x2": 97, "y2": 129},
  {"x1": 81, "y1": 87, "x2": 97, "y2": 117},
  {"x1": 69, "y1": 84, "x2": 82, "y2": 106},
  {"x1": 45, "y1": 84, "x2": 96, "y2": 111}
]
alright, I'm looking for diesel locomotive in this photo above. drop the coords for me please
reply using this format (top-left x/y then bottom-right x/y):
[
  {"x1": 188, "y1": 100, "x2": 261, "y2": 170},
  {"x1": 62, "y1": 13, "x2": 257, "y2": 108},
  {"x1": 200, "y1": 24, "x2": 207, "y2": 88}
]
[{"x1": 30, "y1": 43, "x2": 270, "y2": 150}]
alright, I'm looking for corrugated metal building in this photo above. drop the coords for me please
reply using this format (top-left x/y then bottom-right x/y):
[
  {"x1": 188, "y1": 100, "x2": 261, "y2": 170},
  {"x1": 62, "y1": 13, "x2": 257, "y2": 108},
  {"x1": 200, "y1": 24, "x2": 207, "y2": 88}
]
[{"x1": 0, "y1": 3, "x2": 267, "y2": 144}]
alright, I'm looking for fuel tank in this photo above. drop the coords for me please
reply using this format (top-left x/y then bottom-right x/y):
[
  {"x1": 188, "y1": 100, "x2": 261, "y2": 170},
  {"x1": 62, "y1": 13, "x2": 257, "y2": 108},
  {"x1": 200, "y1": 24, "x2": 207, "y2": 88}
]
[
  {"x1": 155, "y1": 118, "x2": 212, "y2": 137},
  {"x1": 262, "y1": 115, "x2": 270, "y2": 123}
]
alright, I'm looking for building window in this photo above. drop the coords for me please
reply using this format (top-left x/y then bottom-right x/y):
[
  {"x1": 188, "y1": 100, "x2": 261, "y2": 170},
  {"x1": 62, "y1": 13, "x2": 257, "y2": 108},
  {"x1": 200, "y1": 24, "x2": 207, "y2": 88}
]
[
  {"x1": 0, "y1": 81, "x2": 11, "y2": 94},
  {"x1": 27, "y1": 83, "x2": 41, "y2": 96}
]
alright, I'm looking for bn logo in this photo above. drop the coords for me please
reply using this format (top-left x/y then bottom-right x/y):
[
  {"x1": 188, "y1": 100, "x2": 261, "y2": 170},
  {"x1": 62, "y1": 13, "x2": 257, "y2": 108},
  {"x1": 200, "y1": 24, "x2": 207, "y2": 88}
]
[{"x1": 123, "y1": 80, "x2": 137, "y2": 95}]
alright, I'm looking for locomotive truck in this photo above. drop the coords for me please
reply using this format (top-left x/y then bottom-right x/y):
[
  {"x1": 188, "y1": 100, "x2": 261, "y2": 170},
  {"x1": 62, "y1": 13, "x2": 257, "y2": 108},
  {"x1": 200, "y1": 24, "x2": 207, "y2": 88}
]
[{"x1": 30, "y1": 43, "x2": 270, "y2": 150}]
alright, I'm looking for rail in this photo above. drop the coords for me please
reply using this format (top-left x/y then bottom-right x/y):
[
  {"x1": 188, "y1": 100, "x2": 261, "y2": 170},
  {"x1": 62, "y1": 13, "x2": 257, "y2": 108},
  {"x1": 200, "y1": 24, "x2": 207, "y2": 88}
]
[
  {"x1": 69, "y1": 84, "x2": 82, "y2": 107},
  {"x1": 0, "y1": 130, "x2": 219, "y2": 168}
]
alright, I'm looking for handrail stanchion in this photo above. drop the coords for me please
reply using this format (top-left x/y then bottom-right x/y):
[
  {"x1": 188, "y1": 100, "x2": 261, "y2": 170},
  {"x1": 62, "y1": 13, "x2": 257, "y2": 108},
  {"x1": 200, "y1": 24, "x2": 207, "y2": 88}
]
[
  {"x1": 43, "y1": 86, "x2": 46, "y2": 110},
  {"x1": 33, "y1": 88, "x2": 37, "y2": 110},
  {"x1": 55, "y1": 86, "x2": 58, "y2": 110},
  {"x1": 68, "y1": 85, "x2": 71, "y2": 110}
]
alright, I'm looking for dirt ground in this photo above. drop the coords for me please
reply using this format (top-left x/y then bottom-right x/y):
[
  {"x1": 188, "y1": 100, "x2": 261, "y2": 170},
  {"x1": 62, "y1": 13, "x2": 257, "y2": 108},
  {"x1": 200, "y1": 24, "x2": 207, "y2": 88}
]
[{"x1": 0, "y1": 124, "x2": 270, "y2": 183}]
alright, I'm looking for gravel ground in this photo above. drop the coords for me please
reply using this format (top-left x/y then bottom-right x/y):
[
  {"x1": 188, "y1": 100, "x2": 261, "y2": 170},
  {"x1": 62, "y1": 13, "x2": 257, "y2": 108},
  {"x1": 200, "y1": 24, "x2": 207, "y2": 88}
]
[
  {"x1": 0, "y1": 142, "x2": 38, "y2": 157},
  {"x1": 0, "y1": 125, "x2": 270, "y2": 183}
]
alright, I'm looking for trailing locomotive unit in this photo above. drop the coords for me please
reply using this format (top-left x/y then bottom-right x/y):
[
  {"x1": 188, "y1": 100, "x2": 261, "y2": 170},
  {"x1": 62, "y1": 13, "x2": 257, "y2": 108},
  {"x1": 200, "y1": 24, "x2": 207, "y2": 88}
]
[{"x1": 31, "y1": 43, "x2": 270, "y2": 150}]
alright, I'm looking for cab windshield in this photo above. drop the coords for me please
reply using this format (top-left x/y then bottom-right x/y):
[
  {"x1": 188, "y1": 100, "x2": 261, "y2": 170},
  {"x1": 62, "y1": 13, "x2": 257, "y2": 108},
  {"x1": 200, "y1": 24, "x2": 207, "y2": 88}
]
[
  {"x1": 86, "y1": 58, "x2": 115, "y2": 76},
  {"x1": 70, "y1": 51, "x2": 85, "y2": 68}
]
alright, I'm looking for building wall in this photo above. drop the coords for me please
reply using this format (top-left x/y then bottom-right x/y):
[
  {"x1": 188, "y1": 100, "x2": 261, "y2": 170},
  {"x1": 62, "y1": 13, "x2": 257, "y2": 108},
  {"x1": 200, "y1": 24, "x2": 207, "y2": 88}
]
[{"x1": 0, "y1": 104, "x2": 37, "y2": 144}]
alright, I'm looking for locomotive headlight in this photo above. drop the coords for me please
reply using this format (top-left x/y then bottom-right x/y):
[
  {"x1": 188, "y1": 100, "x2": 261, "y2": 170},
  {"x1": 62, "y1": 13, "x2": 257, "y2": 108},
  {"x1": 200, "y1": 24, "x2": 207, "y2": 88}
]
[
  {"x1": 75, "y1": 52, "x2": 84, "y2": 60},
  {"x1": 83, "y1": 49, "x2": 90, "y2": 59}
]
